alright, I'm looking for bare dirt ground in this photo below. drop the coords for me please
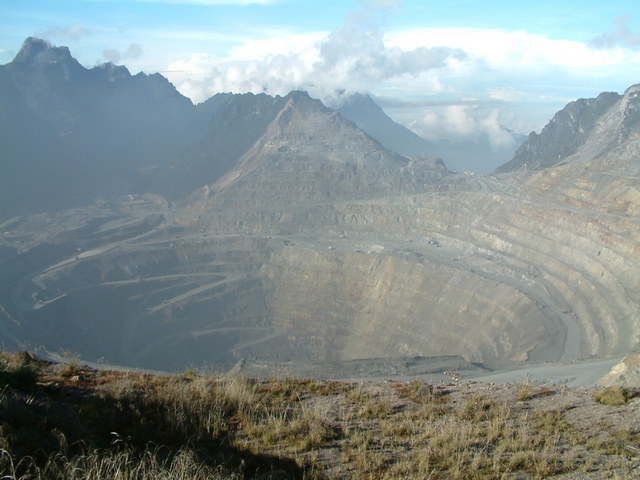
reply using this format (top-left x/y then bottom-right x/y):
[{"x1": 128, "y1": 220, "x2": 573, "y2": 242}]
[{"x1": 300, "y1": 379, "x2": 640, "y2": 479}]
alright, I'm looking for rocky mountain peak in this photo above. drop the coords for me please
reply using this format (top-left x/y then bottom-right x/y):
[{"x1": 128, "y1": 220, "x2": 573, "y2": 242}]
[
  {"x1": 624, "y1": 83, "x2": 640, "y2": 97},
  {"x1": 12, "y1": 37, "x2": 81, "y2": 73},
  {"x1": 337, "y1": 92, "x2": 438, "y2": 160},
  {"x1": 14, "y1": 37, "x2": 66, "y2": 63},
  {"x1": 495, "y1": 90, "x2": 626, "y2": 173},
  {"x1": 0, "y1": 38, "x2": 204, "y2": 215},
  {"x1": 285, "y1": 89, "x2": 320, "y2": 105},
  {"x1": 620, "y1": 83, "x2": 640, "y2": 132},
  {"x1": 92, "y1": 62, "x2": 132, "y2": 82},
  {"x1": 338, "y1": 92, "x2": 382, "y2": 113}
]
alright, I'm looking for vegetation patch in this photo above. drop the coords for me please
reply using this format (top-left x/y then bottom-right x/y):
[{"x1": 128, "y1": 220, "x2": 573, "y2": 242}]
[
  {"x1": 593, "y1": 386, "x2": 639, "y2": 406},
  {"x1": 1, "y1": 351, "x2": 640, "y2": 479}
]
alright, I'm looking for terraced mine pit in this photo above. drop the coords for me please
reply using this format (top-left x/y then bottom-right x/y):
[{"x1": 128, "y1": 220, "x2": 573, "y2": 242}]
[
  {"x1": 2, "y1": 153, "x2": 638, "y2": 377},
  {"x1": 1, "y1": 68, "x2": 639, "y2": 379}
]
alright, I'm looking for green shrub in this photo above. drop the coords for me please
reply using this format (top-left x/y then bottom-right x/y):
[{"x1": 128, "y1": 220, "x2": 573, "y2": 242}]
[
  {"x1": 4, "y1": 352, "x2": 40, "y2": 388},
  {"x1": 9, "y1": 363, "x2": 40, "y2": 388},
  {"x1": 593, "y1": 386, "x2": 636, "y2": 406},
  {"x1": 517, "y1": 384, "x2": 533, "y2": 402}
]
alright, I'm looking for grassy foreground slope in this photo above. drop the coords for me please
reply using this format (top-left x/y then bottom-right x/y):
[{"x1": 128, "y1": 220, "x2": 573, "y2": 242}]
[{"x1": 1, "y1": 351, "x2": 639, "y2": 479}]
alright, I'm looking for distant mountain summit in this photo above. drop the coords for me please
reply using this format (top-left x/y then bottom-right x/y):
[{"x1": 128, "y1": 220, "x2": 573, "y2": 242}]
[
  {"x1": 336, "y1": 93, "x2": 437, "y2": 159},
  {"x1": 13, "y1": 36, "x2": 78, "y2": 68},
  {"x1": 496, "y1": 85, "x2": 640, "y2": 173},
  {"x1": 0, "y1": 38, "x2": 453, "y2": 218},
  {"x1": 181, "y1": 91, "x2": 451, "y2": 211},
  {"x1": 500, "y1": 84, "x2": 640, "y2": 217},
  {"x1": 337, "y1": 93, "x2": 525, "y2": 173},
  {"x1": 0, "y1": 38, "x2": 203, "y2": 216}
]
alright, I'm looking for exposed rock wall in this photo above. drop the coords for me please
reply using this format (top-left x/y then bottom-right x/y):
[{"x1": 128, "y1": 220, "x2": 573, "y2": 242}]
[
  {"x1": 596, "y1": 354, "x2": 640, "y2": 388},
  {"x1": 261, "y1": 246, "x2": 546, "y2": 365}
]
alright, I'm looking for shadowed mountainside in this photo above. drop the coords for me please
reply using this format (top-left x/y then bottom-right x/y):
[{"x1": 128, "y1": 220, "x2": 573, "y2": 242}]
[
  {"x1": 336, "y1": 93, "x2": 437, "y2": 158},
  {"x1": 0, "y1": 38, "x2": 205, "y2": 216}
]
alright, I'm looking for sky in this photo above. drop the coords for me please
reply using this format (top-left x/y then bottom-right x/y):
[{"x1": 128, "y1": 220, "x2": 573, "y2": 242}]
[{"x1": 1, "y1": 0, "x2": 639, "y2": 168}]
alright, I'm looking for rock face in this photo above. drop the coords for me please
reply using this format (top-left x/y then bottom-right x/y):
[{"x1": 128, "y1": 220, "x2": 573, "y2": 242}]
[
  {"x1": 596, "y1": 354, "x2": 640, "y2": 388},
  {"x1": 496, "y1": 86, "x2": 640, "y2": 173},
  {"x1": 0, "y1": 39, "x2": 639, "y2": 374},
  {"x1": 183, "y1": 91, "x2": 451, "y2": 211}
]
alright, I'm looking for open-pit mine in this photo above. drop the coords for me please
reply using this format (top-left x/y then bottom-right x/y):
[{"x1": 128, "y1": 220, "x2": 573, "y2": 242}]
[{"x1": 0, "y1": 39, "x2": 639, "y2": 378}]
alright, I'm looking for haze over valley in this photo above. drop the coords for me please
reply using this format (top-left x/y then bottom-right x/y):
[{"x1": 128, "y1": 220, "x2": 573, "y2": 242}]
[{"x1": 0, "y1": 37, "x2": 638, "y2": 381}]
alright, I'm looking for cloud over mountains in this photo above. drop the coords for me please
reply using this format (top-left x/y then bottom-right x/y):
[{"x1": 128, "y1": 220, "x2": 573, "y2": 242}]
[
  {"x1": 590, "y1": 16, "x2": 640, "y2": 50},
  {"x1": 8, "y1": 1, "x2": 639, "y2": 171},
  {"x1": 168, "y1": 3, "x2": 465, "y2": 106}
]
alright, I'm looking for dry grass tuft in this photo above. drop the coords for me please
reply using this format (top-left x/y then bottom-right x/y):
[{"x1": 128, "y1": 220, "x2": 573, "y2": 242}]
[{"x1": 593, "y1": 386, "x2": 639, "y2": 406}]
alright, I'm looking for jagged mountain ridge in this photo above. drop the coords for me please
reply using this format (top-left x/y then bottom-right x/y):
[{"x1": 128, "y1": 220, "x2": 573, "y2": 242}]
[
  {"x1": 1, "y1": 38, "x2": 449, "y2": 218},
  {"x1": 154, "y1": 92, "x2": 297, "y2": 200},
  {"x1": 0, "y1": 38, "x2": 208, "y2": 216},
  {"x1": 184, "y1": 91, "x2": 452, "y2": 212},
  {"x1": 497, "y1": 84, "x2": 640, "y2": 217},
  {"x1": 155, "y1": 90, "x2": 451, "y2": 204},
  {"x1": 496, "y1": 85, "x2": 640, "y2": 173}
]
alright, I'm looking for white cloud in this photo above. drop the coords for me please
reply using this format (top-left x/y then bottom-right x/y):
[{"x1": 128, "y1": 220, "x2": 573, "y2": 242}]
[
  {"x1": 488, "y1": 87, "x2": 533, "y2": 103},
  {"x1": 103, "y1": 43, "x2": 143, "y2": 64},
  {"x1": 162, "y1": 23, "x2": 640, "y2": 105},
  {"x1": 366, "y1": 0, "x2": 400, "y2": 8},
  {"x1": 164, "y1": 10, "x2": 465, "y2": 104},
  {"x1": 442, "y1": 105, "x2": 476, "y2": 136},
  {"x1": 228, "y1": 32, "x2": 326, "y2": 61},
  {"x1": 35, "y1": 23, "x2": 89, "y2": 40},
  {"x1": 590, "y1": 16, "x2": 640, "y2": 50},
  {"x1": 410, "y1": 104, "x2": 518, "y2": 151},
  {"x1": 386, "y1": 27, "x2": 637, "y2": 71},
  {"x1": 480, "y1": 109, "x2": 518, "y2": 150},
  {"x1": 376, "y1": 25, "x2": 640, "y2": 139}
]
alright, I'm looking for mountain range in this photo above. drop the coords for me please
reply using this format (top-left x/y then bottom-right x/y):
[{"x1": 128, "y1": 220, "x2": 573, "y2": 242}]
[
  {"x1": 336, "y1": 93, "x2": 526, "y2": 173},
  {"x1": 0, "y1": 37, "x2": 638, "y2": 376},
  {"x1": 0, "y1": 38, "x2": 444, "y2": 217}
]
